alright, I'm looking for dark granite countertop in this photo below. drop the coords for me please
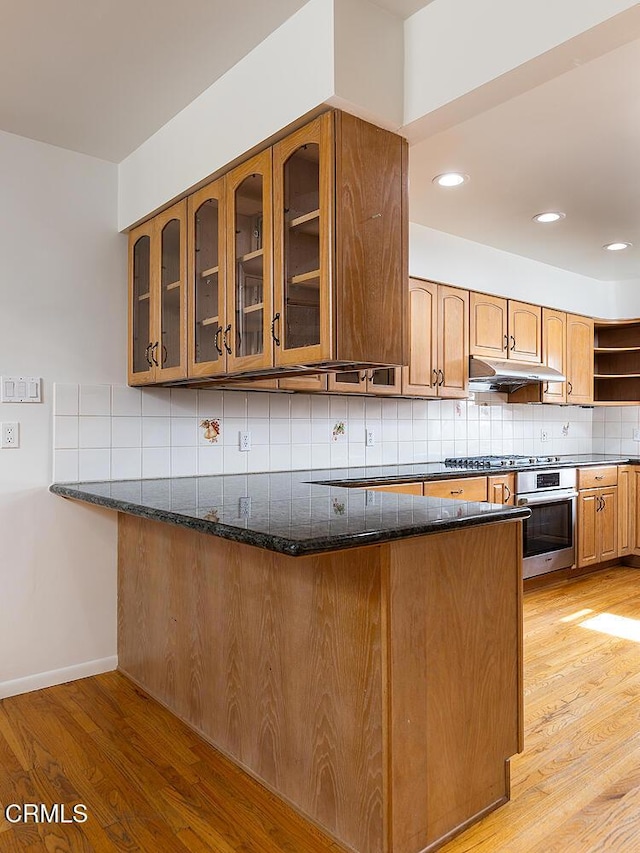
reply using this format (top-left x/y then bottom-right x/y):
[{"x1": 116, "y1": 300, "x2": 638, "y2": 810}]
[
  {"x1": 50, "y1": 471, "x2": 528, "y2": 557},
  {"x1": 50, "y1": 456, "x2": 634, "y2": 557}
]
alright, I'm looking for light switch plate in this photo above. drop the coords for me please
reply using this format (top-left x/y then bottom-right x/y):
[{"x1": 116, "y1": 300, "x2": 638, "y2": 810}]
[{"x1": 1, "y1": 376, "x2": 41, "y2": 403}]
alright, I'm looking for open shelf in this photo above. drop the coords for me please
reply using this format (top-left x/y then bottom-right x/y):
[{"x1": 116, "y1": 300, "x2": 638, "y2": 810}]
[
  {"x1": 138, "y1": 292, "x2": 150, "y2": 301},
  {"x1": 595, "y1": 346, "x2": 640, "y2": 353},
  {"x1": 290, "y1": 269, "x2": 320, "y2": 286},
  {"x1": 200, "y1": 316, "x2": 220, "y2": 327},
  {"x1": 594, "y1": 373, "x2": 640, "y2": 379},
  {"x1": 200, "y1": 266, "x2": 219, "y2": 279},
  {"x1": 165, "y1": 280, "x2": 181, "y2": 291}
]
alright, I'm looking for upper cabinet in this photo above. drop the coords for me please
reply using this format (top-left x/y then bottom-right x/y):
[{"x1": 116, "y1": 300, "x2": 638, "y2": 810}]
[
  {"x1": 470, "y1": 294, "x2": 541, "y2": 363},
  {"x1": 566, "y1": 314, "x2": 594, "y2": 404},
  {"x1": 403, "y1": 280, "x2": 468, "y2": 398},
  {"x1": 128, "y1": 200, "x2": 187, "y2": 386},
  {"x1": 128, "y1": 110, "x2": 407, "y2": 388},
  {"x1": 226, "y1": 150, "x2": 273, "y2": 374},
  {"x1": 188, "y1": 179, "x2": 226, "y2": 378},
  {"x1": 593, "y1": 319, "x2": 640, "y2": 404},
  {"x1": 540, "y1": 308, "x2": 566, "y2": 403}
]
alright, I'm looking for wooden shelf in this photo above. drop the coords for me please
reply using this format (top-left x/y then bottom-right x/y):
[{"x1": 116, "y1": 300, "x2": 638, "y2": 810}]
[
  {"x1": 595, "y1": 346, "x2": 640, "y2": 353},
  {"x1": 243, "y1": 303, "x2": 264, "y2": 314},
  {"x1": 289, "y1": 210, "x2": 320, "y2": 235},
  {"x1": 594, "y1": 373, "x2": 640, "y2": 379},
  {"x1": 290, "y1": 269, "x2": 320, "y2": 286},
  {"x1": 238, "y1": 249, "x2": 263, "y2": 263},
  {"x1": 200, "y1": 266, "x2": 219, "y2": 279},
  {"x1": 200, "y1": 316, "x2": 220, "y2": 327},
  {"x1": 165, "y1": 280, "x2": 181, "y2": 291},
  {"x1": 138, "y1": 292, "x2": 150, "y2": 301}
]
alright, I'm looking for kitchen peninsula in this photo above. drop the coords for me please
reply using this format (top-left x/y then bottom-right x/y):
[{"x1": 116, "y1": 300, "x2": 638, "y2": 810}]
[{"x1": 52, "y1": 470, "x2": 528, "y2": 853}]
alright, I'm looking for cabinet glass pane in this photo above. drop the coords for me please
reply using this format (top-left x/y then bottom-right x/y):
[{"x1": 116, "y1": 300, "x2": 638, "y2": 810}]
[
  {"x1": 161, "y1": 218, "x2": 181, "y2": 369},
  {"x1": 283, "y1": 144, "x2": 320, "y2": 351},
  {"x1": 132, "y1": 235, "x2": 151, "y2": 374},
  {"x1": 194, "y1": 199, "x2": 221, "y2": 365},
  {"x1": 370, "y1": 368, "x2": 396, "y2": 388},
  {"x1": 234, "y1": 174, "x2": 264, "y2": 359},
  {"x1": 335, "y1": 370, "x2": 364, "y2": 388}
]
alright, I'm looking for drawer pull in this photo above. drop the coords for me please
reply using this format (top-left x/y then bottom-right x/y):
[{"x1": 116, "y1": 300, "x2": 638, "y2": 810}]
[
  {"x1": 595, "y1": 475, "x2": 604, "y2": 481},
  {"x1": 450, "y1": 489, "x2": 464, "y2": 495}
]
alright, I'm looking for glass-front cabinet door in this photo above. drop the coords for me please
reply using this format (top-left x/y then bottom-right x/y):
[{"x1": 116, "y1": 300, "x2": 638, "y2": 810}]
[
  {"x1": 273, "y1": 112, "x2": 333, "y2": 366},
  {"x1": 226, "y1": 150, "x2": 272, "y2": 373},
  {"x1": 128, "y1": 220, "x2": 155, "y2": 385},
  {"x1": 155, "y1": 200, "x2": 187, "y2": 382},
  {"x1": 188, "y1": 179, "x2": 226, "y2": 376}
]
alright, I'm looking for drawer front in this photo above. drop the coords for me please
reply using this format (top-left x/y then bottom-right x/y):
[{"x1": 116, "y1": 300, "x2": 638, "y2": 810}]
[
  {"x1": 578, "y1": 466, "x2": 618, "y2": 489},
  {"x1": 424, "y1": 477, "x2": 488, "y2": 502},
  {"x1": 368, "y1": 482, "x2": 423, "y2": 495}
]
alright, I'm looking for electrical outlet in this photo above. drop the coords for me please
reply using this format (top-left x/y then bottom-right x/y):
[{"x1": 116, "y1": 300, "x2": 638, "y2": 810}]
[
  {"x1": 540, "y1": 429, "x2": 549, "y2": 442},
  {"x1": 366, "y1": 428, "x2": 376, "y2": 447},
  {"x1": 366, "y1": 490, "x2": 376, "y2": 506},
  {"x1": 239, "y1": 431, "x2": 251, "y2": 451},
  {"x1": 1, "y1": 422, "x2": 19, "y2": 448},
  {"x1": 634, "y1": 428, "x2": 640, "y2": 441},
  {"x1": 239, "y1": 497, "x2": 251, "y2": 517}
]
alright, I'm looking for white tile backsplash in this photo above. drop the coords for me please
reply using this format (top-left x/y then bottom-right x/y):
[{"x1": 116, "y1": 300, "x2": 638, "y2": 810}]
[{"x1": 53, "y1": 383, "x2": 608, "y2": 482}]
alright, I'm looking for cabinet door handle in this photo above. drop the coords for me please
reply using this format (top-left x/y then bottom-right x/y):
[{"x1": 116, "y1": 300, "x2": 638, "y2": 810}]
[
  {"x1": 596, "y1": 496, "x2": 601, "y2": 511},
  {"x1": 450, "y1": 489, "x2": 463, "y2": 495},
  {"x1": 162, "y1": 344, "x2": 168, "y2": 365},
  {"x1": 145, "y1": 343, "x2": 153, "y2": 366},
  {"x1": 504, "y1": 485, "x2": 511, "y2": 502},
  {"x1": 510, "y1": 334, "x2": 516, "y2": 351},
  {"x1": 223, "y1": 324, "x2": 232, "y2": 355},
  {"x1": 432, "y1": 369, "x2": 438, "y2": 387},
  {"x1": 503, "y1": 334, "x2": 509, "y2": 351},
  {"x1": 271, "y1": 313, "x2": 281, "y2": 346},
  {"x1": 438, "y1": 369, "x2": 445, "y2": 386},
  {"x1": 151, "y1": 342, "x2": 159, "y2": 366},
  {"x1": 567, "y1": 381, "x2": 573, "y2": 396},
  {"x1": 214, "y1": 327, "x2": 223, "y2": 356}
]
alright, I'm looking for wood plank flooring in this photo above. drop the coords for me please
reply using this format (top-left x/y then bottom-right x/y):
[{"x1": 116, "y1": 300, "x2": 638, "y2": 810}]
[{"x1": 1, "y1": 566, "x2": 640, "y2": 852}]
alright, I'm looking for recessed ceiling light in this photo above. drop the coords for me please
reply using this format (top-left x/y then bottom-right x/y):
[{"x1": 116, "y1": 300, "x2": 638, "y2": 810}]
[
  {"x1": 532, "y1": 211, "x2": 566, "y2": 223},
  {"x1": 432, "y1": 172, "x2": 468, "y2": 188},
  {"x1": 603, "y1": 241, "x2": 632, "y2": 251}
]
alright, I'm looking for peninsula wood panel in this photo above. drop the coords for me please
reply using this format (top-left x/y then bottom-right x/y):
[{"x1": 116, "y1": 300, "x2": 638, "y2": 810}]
[
  {"x1": 388, "y1": 521, "x2": 522, "y2": 851},
  {"x1": 118, "y1": 514, "x2": 385, "y2": 853},
  {"x1": 335, "y1": 111, "x2": 407, "y2": 366}
]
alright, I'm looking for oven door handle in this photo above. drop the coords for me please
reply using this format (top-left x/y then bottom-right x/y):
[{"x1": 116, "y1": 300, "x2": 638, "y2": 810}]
[{"x1": 517, "y1": 491, "x2": 578, "y2": 506}]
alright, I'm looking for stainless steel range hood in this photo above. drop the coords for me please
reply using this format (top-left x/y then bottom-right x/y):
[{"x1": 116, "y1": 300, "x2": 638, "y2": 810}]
[{"x1": 469, "y1": 356, "x2": 566, "y2": 391}]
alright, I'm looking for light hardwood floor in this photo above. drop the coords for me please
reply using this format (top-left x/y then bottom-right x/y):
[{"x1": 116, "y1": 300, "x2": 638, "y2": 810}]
[{"x1": 1, "y1": 566, "x2": 640, "y2": 852}]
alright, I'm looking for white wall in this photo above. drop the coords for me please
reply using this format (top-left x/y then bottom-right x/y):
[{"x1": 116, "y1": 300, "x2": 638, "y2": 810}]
[
  {"x1": 118, "y1": 0, "x2": 335, "y2": 230},
  {"x1": 409, "y1": 223, "x2": 625, "y2": 318},
  {"x1": 0, "y1": 130, "x2": 126, "y2": 699}
]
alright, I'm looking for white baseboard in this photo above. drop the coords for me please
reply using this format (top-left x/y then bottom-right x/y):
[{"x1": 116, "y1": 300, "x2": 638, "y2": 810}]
[{"x1": 0, "y1": 656, "x2": 118, "y2": 700}]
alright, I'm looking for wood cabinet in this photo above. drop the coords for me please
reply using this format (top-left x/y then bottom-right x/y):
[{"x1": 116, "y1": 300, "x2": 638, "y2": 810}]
[
  {"x1": 128, "y1": 200, "x2": 188, "y2": 385},
  {"x1": 402, "y1": 280, "x2": 469, "y2": 398},
  {"x1": 566, "y1": 314, "x2": 594, "y2": 404},
  {"x1": 593, "y1": 320, "x2": 640, "y2": 404},
  {"x1": 488, "y1": 473, "x2": 516, "y2": 506},
  {"x1": 618, "y1": 465, "x2": 634, "y2": 557},
  {"x1": 328, "y1": 367, "x2": 401, "y2": 395},
  {"x1": 424, "y1": 476, "x2": 488, "y2": 502},
  {"x1": 577, "y1": 484, "x2": 618, "y2": 568},
  {"x1": 470, "y1": 293, "x2": 541, "y2": 363},
  {"x1": 271, "y1": 110, "x2": 407, "y2": 370},
  {"x1": 366, "y1": 482, "x2": 423, "y2": 495},
  {"x1": 541, "y1": 308, "x2": 566, "y2": 403}
]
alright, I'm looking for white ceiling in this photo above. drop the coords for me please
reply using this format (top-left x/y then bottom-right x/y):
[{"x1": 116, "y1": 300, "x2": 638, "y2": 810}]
[
  {"x1": 1, "y1": 0, "x2": 636, "y2": 281},
  {"x1": 409, "y1": 38, "x2": 640, "y2": 281}
]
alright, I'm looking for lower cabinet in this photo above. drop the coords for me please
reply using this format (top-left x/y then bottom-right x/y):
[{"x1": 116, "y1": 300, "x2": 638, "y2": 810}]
[
  {"x1": 618, "y1": 465, "x2": 633, "y2": 557},
  {"x1": 367, "y1": 482, "x2": 423, "y2": 495},
  {"x1": 577, "y1": 486, "x2": 618, "y2": 568},
  {"x1": 488, "y1": 473, "x2": 516, "y2": 506},
  {"x1": 423, "y1": 477, "x2": 488, "y2": 502}
]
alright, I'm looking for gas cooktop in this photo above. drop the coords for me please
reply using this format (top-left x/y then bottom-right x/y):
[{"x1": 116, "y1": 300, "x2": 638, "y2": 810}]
[{"x1": 444, "y1": 455, "x2": 570, "y2": 470}]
